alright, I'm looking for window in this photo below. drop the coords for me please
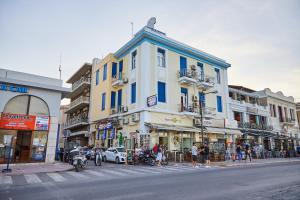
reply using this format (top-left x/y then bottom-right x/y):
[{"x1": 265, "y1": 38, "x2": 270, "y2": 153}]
[
  {"x1": 157, "y1": 48, "x2": 166, "y2": 68},
  {"x1": 101, "y1": 93, "x2": 106, "y2": 110},
  {"x1": 197, "y1": 62, "x2": 204, "y2": 80},
  {"x1": 181, "y1": 87, "x2": 188, "y2": 107},
  {"x1": 131, "y1": 82, "x2": 136, "y2": 104},
  {"x1": 117, "y1": 89, "x2": 122, "y2": 111},
  {"x1": 269, "y1": 104, "x2": 274, "y2": 117},
  {"x1": 119, "y1": 60, "x2": 123, "y2": 73},
  {"x1": 199, "y1": 92, "x2": 206, "y2": 107},
  {"x1": 290, "y1": 109, "x2": 295, "y2": 120},
  {"x1": 278, "y1": 106, "x2": 283, "y2": 122},
  {"x1": 112, "y1": 62, "x2": 117, "y2": 78},
  {"x1": 215, "y1": 68, "x2": 220, "y2": 84},
  {"x1": 103, "y1": 64, "x2": 107, "y2": 80},
  {"x1": 158, "y1": 81, "x2": 166, "y2": 103},
  {"x1": 132, "y1": 50, "x2": 137, "y2": 69},
  {"x1": 273, "y1": 104, "x2": 277, "y2": 117},
  {"x1": 180, "y1": 56, "x2": 187, "y2": 74},
  {"x1": 96, "y1": 69, "x2": 99, "y2": 85},
  {"x1": 111, "y1": 91, "x2": 116, "y2": 108},
  {"x1": 217, "y1": 96, "x2": 223, "y2": 112}
]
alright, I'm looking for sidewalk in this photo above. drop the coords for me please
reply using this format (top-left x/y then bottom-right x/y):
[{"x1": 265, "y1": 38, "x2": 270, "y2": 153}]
[
  {"x1": 169, "y1": 157, "x2": 300, "y2": 168},
  {"x1": 0, "y1": 162, "x2": 73, "y2": 176}
]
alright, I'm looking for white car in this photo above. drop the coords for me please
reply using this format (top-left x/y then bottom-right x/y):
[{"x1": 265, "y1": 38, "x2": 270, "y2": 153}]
[{"x1": 103, "y1": 147, "x2": 127, "y2": 164}]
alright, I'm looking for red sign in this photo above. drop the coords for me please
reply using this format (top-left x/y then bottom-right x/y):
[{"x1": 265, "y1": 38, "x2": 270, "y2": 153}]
[{"x1": 0, "y1": 113, "x2": 49, "y2": 131}]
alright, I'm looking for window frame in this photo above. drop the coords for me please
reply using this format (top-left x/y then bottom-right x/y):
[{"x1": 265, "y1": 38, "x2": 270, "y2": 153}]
[
  {"x1": 103, "y1": 64, "x2": 107, "y2": 81},
  {"x1": 131, "y1": 50, "x2": 137, "y2": 70},
  {"x1": 217, "y1": 95, "x2": 223, "y2": 113},
  {"x1": 96, "y1": 69, "x2": 99, "y2": 85},
  {"x1": 215, "y1": 68, "x2": 221, "y2": 84},
  {"x1": 101, "y1": 92, "x2": 106, "y2": 111},
  {"x1": 131, "y1": 82, "x2": 136, "y2": 104},
  {"x1": 157, "y1": 81, "x2": 166, "y2": 103}
]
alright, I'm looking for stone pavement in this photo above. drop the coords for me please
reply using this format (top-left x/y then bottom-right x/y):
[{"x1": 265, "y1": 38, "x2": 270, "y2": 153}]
[
  {"x1": 0, "y1": 162, "x2": 73, "y2": 176},
  {"x1": 169, "y1": 157, "x2": 300, "y2": 167}
]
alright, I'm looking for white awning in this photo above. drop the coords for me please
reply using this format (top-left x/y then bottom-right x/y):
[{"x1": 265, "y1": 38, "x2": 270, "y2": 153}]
[
  {"x1": 69, "y1": 131, "x2": 89, "y2": 137},
  {"x1": 206, "y1": 127, "x2": 243, "y2": 135},
  {"x1": 145, "y1": 122, "x2": 201, "y2": 133}
]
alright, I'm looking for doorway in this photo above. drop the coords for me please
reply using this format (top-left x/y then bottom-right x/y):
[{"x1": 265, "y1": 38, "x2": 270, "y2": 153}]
[{"x1": 16, "y1": 131, "x2": 32, "y2": 162}]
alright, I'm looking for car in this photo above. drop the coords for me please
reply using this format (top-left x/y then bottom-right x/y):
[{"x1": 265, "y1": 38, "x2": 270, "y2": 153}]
[{"x1": 103, "y1": 147, "x2": 127, "y2": 164}]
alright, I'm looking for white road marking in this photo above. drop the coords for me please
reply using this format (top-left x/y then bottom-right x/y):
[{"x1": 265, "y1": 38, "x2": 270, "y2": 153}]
[
  {"x1": 101, "y1": 169, "x2": 127, "y2": 176},
  {"x1": 46, "y1": 173, "x2": 66, "y2": 182},
  {"x1": 117, "y1": 168, "x2": 145, "y2": 175},
  {"x1": 24, "y1": 174, "x2": 42, "y2": 184},
  {"x1": 136, "y1": 167, "x2": 162, "y2": 174},
  {"x1": 66, "y1": 171, "x2": 89, "y2": 179},
  {"x1": 85, "y1": 170, "x2": 108, "y2": 177},
  {"x1": 0, "y1": 176, "x2": 13, "y2": 185}
]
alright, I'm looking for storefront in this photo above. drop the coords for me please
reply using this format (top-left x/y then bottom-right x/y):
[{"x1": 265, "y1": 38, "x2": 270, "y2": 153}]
[{"x1": 0, "y1": 68, "x2": 69, "y2": 163}]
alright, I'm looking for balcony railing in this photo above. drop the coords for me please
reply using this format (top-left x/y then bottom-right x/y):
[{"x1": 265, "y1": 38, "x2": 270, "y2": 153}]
[
  {"x1": 69, "y1": 96, "x2": 89, "y2": 109},
  {"x1": 178, "y1": 104, "x2": 216, "y2": 118},
  {"x1": 178, "y1": 70, "x2": 214, "y2": 89},
  {"x1": 282, "y1": 117, "x2": 296, "y2": 124},
  {"x1": 64, "y1": 117, "x2": 88, "y2": 129},
  {"x1": 238, "y1": 122, "x2": 273, "y2": 131},
  {"x1": 112, "y1": 72, "x2": 128, "y2": 87},
  {"x1": 72, "y1": 77, "x2": 91, "y2": 91}
]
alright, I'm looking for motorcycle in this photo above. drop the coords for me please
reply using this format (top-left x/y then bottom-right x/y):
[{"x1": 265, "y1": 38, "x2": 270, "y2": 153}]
[
  {"x1": 94, "y1": 149, "x2": 102, "y2": 166},
  {"x1": 70, "y1": 147, "x2": 88, "y2": 172},
  {"x1": 138, "y1": 152, "x2": 155, "y2": 166}
]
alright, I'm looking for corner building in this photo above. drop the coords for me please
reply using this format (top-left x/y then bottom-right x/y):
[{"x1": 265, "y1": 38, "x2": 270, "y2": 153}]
[{"x1": 90, "y1": 20, "x2": 240, "y2": 160}]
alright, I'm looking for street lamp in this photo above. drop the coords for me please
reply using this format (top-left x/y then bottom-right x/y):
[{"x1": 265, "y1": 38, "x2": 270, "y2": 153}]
[{"x1": 199, "y1": 90, "x2": 218, "y2": 145}]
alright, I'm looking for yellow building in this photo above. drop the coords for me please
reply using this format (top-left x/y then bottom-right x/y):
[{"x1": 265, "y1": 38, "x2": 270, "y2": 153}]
[{"x1": 90, "y1": 18, "x2": 240, "y2": 160}]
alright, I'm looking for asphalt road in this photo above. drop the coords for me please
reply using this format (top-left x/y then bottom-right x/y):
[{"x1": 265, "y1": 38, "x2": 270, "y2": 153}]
[{"x1": 1, "y1": 162, "x2": 299, "y2": 200}]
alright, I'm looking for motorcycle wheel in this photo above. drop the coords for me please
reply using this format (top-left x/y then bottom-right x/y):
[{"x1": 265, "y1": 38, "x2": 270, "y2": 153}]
[
  {"x1": 75, "y1": 162, "x2": 79, "y2": 172},
  {"x1": 149, "y1": 159, "x2": 155, "y2": 166}
]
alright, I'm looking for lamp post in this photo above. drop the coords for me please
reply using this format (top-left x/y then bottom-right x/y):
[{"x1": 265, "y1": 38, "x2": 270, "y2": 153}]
[
  {"x1": 2, "y1": 136, "x2": 16, "y2": 173},
  {"x1": 199, "y1": 90, "x2": 217, "y2": 145}
]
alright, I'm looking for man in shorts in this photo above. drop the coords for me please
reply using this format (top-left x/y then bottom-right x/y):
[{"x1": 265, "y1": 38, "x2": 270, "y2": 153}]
[{"x1": 192, "y1": 143, "x2": 198, "y2": 168}]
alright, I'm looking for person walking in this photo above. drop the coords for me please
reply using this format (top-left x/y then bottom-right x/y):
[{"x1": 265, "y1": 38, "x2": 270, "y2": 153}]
[
  {"x1": 153, "y1": 143, "x2": 158, "y2": 154},
  {"x1": 156, "y1": 146, "x2": 162, "y2": 166},
  {"x1": 191, "y1": 143, "x2": 198, "y2": 168},
  {"x1": 236, "y1": 144, "x2": 242, "y2": 162},
  {"x1": 204, "y1": 143, "x2": 210, "y2": 166},
  {"x1": 245, "y1": 143, "x2": 252, "y2": 162}
]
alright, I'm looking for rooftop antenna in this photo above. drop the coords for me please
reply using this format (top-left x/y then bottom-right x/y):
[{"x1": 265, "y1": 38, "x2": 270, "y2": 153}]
[
  {"x1": 130, "y1": 22, "x2": 134, "y2": 38},
  {"x1": 59, "y1": 54, "x2": 62, "y2": 80}
]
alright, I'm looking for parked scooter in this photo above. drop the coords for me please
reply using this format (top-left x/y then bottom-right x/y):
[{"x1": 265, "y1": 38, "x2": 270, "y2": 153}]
[
  {"x1": 138, "y1": 151, "x2": 155, "y2": 166},
  {"x1": 70, "y1": 146, "x2": 88, "y2": 172}
]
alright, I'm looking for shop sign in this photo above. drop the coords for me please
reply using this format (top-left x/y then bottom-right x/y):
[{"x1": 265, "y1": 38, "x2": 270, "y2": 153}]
[
  {"x1": 0, "y1": 84, "x2": 28, "y2": 93},
  {"x1": 0, "y1": 113, "x2": 49, "y2": 131},
  {"x1": 165, "y1": 117, "x2": 181, "y2": 123},
  {"x1": 97, "y1": 122, "x2": 112, "y2": 130},
  {"x1": 147, "y1": 95, "x2": 157, "y2": 107}
]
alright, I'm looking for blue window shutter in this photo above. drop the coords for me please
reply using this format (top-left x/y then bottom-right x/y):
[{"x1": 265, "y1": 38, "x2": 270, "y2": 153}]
[
  {"x1": 111, "y1": 91, "x2": 116, "y2": 108},
  {"x1": 103, "y1": 64, "x2": 107, "y2": 80},
  {"x1": 215, "y1": 68, "x2": 220, "y2": 83},
  {"x1": 96, "y1": 70, "x2": 99, "y2": 85},
  {"x1": 102, "y1": 93, "x2": 106, "y2": 110},
  {"x1": 131, "y1": 82, "x2": 136, "y2": 104},
  {"x1": 180, "y1": 56, "x2": 187, "y2": 72},
  {"x1": 112, "y1": 63, "x2": 117, "y2": 78},
  {"x1": 117, "y1": 89, "x2": 122, "y2": 109},
  {"x1": 217, "y1": 96, "x2": 223, "y2": 112},
  {"x1": 119, "y1": 60, "x2": 123, "y2": 73},
  {"x1": 199, "y1": 92, "x2": 206, "y2": 107},
  {"x1": 158, "y1": 81, "x2": 166, "y2": 103}
]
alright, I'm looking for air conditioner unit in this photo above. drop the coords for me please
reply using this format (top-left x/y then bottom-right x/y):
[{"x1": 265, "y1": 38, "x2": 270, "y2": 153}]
[
  {"x1": 122, "y1": 106, "x2": 128, "y2": 113},
  {"x1": 123, "y1": 118, "x2": 129, "y2": 124},
  {"x1": 193, "y1": 118, "x2": 201, "y2": 126},
  {"x1": 110, "y1": 108, "x2": 117, "y2": 115},
  {"x1": 192, "y1": 95, "x2": 198, "y2": 102},
  {"x1": 190, "y1": 65, "x2": 196, "y2": 71},
  {"x1": 123, "y1": 77, "x2": 129, "y2": 84},
  {"x1": 132, "y1": 113, "x2": 140, "y2": 122}
]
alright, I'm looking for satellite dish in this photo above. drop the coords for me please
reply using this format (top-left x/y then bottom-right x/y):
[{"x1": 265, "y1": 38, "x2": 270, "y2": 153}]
[{"x1": 147, "y1": 17, "x2": 156, "y2": 29}]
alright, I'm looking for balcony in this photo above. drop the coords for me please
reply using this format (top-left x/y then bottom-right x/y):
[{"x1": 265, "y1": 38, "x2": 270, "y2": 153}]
[
  {"x1": 178, "y1": 70, "x2": 215, "y2": 89},
  {"x1": 63, "y1": 117, "x2": 89, "y2": 130},
  {"x1": 65, "y1": 96, "x2": 89, "y2": 114},
  {"x1": 282, "y1": 117, "x2": 296, "y2": 125},
  {"x1": 112, "y1": 72, "x2": 128, "y2": 88},
  {"x1": 178, "y1": 104, "x2": 216, "y2": 119},
  {"x1": 68, "y1": 77, "x2": 91, "y2": 99},
  {"x1": 238, "y1": 122, "x2": 273, "y2": 131}
]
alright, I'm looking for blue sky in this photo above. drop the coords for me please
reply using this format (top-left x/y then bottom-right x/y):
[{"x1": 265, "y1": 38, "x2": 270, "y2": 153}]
[{"x1": 0, "y1": 0, "x2": 299, "y2": 101}]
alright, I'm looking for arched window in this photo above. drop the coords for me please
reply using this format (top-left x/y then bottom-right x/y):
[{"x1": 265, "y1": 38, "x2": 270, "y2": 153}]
[{"x1": 4, "y1": 95, "x2": 49, "y2": 116}]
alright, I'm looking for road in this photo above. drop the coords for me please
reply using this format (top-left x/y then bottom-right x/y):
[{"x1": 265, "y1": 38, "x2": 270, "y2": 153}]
[{"x1": 1, "y1": 161, "x2": 299, "y2": 200}]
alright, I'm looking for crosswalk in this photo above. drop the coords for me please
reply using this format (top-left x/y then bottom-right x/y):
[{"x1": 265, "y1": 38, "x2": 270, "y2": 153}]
[{"x1": 0, "y1": 165, "x2": 218, "y2": 187}]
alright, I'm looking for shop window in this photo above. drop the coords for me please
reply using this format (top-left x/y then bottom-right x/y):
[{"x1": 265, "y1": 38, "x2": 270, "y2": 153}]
[
  {"x1": 4, "y1": 95, "x2": 29, "y2": 114},
  {"x1": 29, "y1": 96, "x2": 50, "y2": 116}
]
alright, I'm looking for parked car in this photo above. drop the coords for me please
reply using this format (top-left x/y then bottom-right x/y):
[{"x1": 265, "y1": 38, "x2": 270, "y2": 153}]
[{"x1": 103, "y1": 147, "x2": 126, "y2": 164}]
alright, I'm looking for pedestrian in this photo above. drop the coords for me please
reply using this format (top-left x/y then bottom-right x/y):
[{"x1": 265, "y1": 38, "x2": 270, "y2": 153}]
[
  {"x1": 245, "y1": 143, "x2": 252, "y2": 162},
  {"x1": 204, "y1": 143, "x2": 210, "y2": 166},
  {"x1": 156, "y1": 146, "x2": 162, "y2": 166},
  {"x1": 153, "y1": 143, "x2": 158, "y2": 154},
  {"x1": 191, "y1": 143, "x2": 198, "y2": 168},
  {"x1": 236, "y1": 144, "x2": 242, "y2": 162}
]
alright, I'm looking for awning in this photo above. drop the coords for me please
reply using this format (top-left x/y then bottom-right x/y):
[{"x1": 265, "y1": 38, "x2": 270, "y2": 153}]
[
  {"x1": 69, "y1": 131, "x2": 89, "y2": 137},
  {"x1": 145, "y1": 122, "x2": 200, "y2": 133},
  {"x1": 206, "y1": 127, "x2": 243, "y2": 135}
]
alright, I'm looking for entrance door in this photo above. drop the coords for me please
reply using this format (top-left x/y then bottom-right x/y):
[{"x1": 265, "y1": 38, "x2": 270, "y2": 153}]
[{"x1": 16, "y1": 131, "x2": 32, "y2": 162}]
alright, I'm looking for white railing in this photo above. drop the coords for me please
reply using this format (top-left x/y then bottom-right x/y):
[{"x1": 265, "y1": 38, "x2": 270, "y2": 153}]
[
  {"x1": 72, "y1": 77, "x2": 91, "y2": 91},
  {"x1": 69, "y1": 96, "x2": 89, "y2": 109},
  {"x1": 64, "y1": 117, "x2": 88, "y2": 129}
]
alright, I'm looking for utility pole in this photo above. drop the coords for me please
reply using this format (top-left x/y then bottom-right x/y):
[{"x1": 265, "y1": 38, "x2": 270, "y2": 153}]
[
  {"x1": 130, "y1": 22, "x2": 134, "y2": 38},
  {"x1": 59, "y1": 54, "x2": 62, "y2": 80}
]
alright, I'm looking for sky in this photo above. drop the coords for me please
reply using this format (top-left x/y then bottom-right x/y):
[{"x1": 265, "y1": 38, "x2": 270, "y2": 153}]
[{"x1": 0, "y1": 0, "x2": 299, "y2": 102}]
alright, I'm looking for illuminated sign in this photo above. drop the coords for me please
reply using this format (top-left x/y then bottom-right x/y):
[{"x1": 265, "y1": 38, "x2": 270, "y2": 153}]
[{"x1": 0, "y1": 84, "x2": 28, "y2": 93}]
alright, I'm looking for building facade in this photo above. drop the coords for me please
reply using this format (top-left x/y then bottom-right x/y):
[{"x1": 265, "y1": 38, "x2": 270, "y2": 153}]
[
  {"x1": 254, "y1": 88, "x2": 299, "y2": 150},
  {"x1": 64, "y1": 63, "x2": 92, "y2": 147},
  {"x1": 58, "y1": 105, "x2": 69, "y2": 150},
  {"x1": 89, "y1": 19, "x2": 240, "y2": 159},
  {"x1": 0, "y1": 68, "x2": 69, "y2": 164},
  {"x1": 228, "y1": 86, "x2": 274, "y2": 150}
]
